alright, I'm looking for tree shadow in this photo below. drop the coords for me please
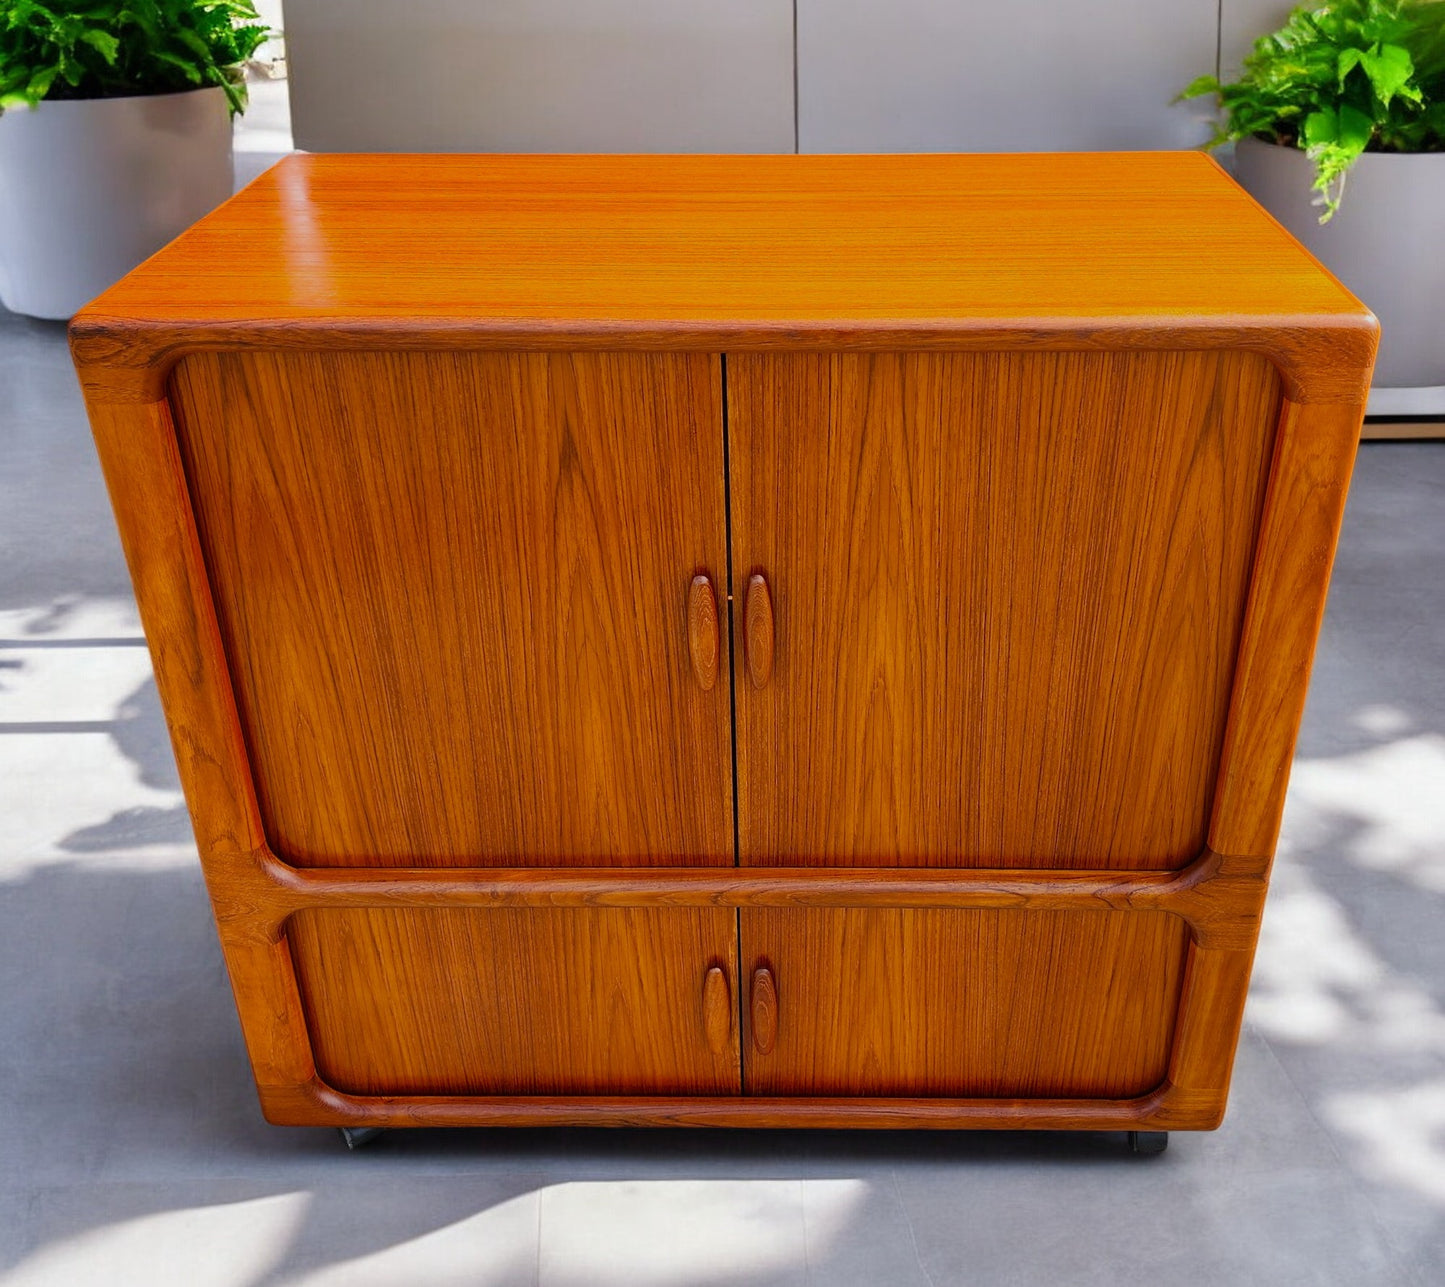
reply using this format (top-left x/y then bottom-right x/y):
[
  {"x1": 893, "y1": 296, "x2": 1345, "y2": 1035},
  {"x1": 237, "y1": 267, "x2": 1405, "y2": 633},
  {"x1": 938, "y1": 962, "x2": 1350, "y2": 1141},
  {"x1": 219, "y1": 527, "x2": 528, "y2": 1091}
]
[
  {"x1": 56, "y1": 675, "x2": 194, "y2": 853},
  {"x1": 4, "y1": 439, "x2": 1440, "y2": 1280},
  {"x1": 0, "y1": 853, "x2": 1172, "y2": 1287}
]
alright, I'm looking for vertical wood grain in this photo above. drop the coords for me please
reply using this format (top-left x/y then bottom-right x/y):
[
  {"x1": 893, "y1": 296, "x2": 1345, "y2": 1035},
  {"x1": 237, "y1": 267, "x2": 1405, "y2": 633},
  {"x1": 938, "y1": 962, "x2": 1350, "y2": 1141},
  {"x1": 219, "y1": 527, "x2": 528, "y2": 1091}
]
[
  {"x1": 1208, "y1": 397, "x2": 1367, "y2": 858},
  {"x1": 1166, "y1": 943, "x2": 1258, "y2": 1103},
  {"x1": 287, "y1": 907, "x2": 741, "y2": 1095},
  {"x1": 168, "y1": 350, "x2": 731, "y2": 867},
  {"x1": 729, "y1": 350, "x2": 1282, "y2": 868},
  {"x1": 79, "y1": 396, "x2": 313, "y2": 1102},
  {"x1": 741, "y1": 907, "x2": 1189, "y2": 1097},
  {"x1": 81, "y1": 398, "x2": 264, "y2": 860},
  {"x1": 71, "y1": 150, "x2": 1375, "y2": 1135}
]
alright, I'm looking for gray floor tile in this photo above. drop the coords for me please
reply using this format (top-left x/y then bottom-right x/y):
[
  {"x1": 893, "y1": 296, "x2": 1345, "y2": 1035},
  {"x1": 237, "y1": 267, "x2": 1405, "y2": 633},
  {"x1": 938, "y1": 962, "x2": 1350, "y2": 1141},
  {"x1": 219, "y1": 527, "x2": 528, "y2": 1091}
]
[
  {"x1": 1, "y1": 1178, "x2": 542, "y2": 1287},
  {"x1": 538, "y1": 1179, "x2": 806, "y2": 1287}
]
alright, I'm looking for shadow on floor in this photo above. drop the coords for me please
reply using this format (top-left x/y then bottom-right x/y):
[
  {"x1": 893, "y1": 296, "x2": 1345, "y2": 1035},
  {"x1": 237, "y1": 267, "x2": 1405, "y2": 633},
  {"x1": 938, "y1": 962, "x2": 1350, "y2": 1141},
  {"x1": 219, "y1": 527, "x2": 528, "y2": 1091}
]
[
  {"x1": 56, "y1": 675, "x2": 194, "y2": 853},
  {"x1": 1, "y1": 818, "x2": 1441, "y2": 1284}
]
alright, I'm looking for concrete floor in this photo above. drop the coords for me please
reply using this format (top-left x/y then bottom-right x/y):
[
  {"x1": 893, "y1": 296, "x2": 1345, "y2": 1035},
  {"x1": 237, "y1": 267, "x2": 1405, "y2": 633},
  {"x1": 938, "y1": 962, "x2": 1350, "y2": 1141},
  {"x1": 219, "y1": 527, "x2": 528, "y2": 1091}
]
[{"x1": 3, "y1": 112, "x2": 1445, "y2": 1287}]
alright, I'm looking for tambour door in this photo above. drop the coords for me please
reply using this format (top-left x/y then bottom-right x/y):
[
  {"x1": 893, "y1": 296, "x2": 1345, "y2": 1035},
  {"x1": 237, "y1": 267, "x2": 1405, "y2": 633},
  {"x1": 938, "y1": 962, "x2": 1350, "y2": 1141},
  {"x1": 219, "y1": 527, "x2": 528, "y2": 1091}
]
[
  {"x1": 288, "y1": 907, "x2": 741, "y2": 1096},
  {"x1": 740, "y1": 908, "x2": 1190, "y2": 1097},
  {"x1": 727, "y1": 350, "x2": 1283, "y2": 869},
  {"x1": 169, "y1": 350, "x2": 732, "y2": 867}
]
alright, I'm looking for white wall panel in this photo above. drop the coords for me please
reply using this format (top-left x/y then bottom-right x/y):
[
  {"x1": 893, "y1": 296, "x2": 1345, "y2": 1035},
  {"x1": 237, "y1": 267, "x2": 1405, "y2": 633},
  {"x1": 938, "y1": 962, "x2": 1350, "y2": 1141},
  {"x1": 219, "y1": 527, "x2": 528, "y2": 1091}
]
[
  {"x1": 798, "y1": 0, "x2": 1220, "y2": 153},
  {"x1": 281, "y1": 0, "x2": 795, "y2": 153}
]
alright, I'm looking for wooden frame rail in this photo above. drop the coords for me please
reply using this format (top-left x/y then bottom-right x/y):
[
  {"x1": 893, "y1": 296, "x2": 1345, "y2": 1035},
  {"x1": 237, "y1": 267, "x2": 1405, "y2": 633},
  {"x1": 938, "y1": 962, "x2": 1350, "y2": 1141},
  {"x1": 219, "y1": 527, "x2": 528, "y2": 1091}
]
[{"x1": 202, "y1": 842, "x2": 1265, "y2": 1132}]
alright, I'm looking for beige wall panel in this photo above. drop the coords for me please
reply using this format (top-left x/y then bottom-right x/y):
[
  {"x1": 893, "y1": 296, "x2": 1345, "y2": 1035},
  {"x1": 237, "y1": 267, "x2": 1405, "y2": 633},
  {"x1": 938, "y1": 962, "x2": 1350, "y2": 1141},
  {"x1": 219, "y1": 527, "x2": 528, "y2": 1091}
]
[
  {"x1": 797, "y1": 0, "x2": 1220, "y2": 153},
  {"x1": 1221, "y1": 1, "x2": 1296, "y2": 79},
  {"x1": 282, "y1": 0, "x2": 795, "y2": 153}
]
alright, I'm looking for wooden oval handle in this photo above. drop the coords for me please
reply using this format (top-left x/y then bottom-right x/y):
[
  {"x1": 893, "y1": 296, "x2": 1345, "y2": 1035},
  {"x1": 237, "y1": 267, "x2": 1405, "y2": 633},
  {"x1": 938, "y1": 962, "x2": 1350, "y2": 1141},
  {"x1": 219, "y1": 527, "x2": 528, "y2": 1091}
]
[
  {"x1": 745, "y1": 573, "x2": 774, "y2": 689},
  {"x1": 702, "y1": 964, "x2": 732, "y2": 1055},
  {"x1": 687, "y1": 574, "x2": 719, "y2": 691},
  {"x1": 750, "y1": 965, "x2": 778, "y2": 1055}
]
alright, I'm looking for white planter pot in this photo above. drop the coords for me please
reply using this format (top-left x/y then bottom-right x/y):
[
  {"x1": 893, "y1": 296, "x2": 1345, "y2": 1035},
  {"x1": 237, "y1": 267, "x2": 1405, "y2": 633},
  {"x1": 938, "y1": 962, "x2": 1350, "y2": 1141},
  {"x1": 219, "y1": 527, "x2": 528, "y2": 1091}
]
[
  {"x1": 0, "y1": 87, "x2": 232, "y2": 320},
  {"x1": 1235, "y1": 136, "x2": 1445, "y2": 403}
]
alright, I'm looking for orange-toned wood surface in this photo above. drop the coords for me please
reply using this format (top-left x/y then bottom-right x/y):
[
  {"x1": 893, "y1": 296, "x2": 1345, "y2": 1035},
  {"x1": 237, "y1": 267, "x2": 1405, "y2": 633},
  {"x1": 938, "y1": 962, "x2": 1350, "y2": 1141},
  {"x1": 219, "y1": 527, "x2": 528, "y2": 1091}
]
[
  {"x1": 730, "y1": 350, "x2": 1281, "y2": 868},
  {"x1": 70, "y1": 153, "x2": 1373, "y2": 406},
  {"x1": 215, "y1": 848, "x2": 1271, "y2": 948},
  {"x1": 1209, "y1": 398, "x2": 1367, "y2": 857},
  {"x1": 169, "y1": 349, "x2": 732, "y2": 866},
  {"x1": 288, "y1": 907, "x2": 739, "y2": 1095},
  {"x1": 741, "y1": 909, "x2": 1189, "y2": 1097},
  {"x1": 69, "y1": 152, "x2": 1377, "y2": 1135}
]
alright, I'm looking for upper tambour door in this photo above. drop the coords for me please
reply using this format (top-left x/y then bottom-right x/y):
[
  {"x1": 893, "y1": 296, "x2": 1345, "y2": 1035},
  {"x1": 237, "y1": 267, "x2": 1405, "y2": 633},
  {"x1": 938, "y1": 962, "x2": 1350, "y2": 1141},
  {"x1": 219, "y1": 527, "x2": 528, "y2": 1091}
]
[
  {"x1": 168, "y1": 350, "x2": 732, "y2": 868},
  {"x1": 727, "y1": 350, "x2": 1282, "y2": 870}
]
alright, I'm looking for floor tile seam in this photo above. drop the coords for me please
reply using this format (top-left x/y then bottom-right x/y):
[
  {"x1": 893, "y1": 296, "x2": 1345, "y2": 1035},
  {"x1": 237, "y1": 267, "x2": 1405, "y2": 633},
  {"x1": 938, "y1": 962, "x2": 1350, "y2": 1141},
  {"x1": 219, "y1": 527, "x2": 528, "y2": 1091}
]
[{"x1": 889, "y1": 1168, "x2": 938, "y2": 1287}]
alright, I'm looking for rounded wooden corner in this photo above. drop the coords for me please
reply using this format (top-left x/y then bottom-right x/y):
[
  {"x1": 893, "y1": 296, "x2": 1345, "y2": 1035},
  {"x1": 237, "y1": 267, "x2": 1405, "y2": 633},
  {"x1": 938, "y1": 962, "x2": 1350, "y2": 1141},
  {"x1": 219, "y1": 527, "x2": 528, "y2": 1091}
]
[
  {"x1": 256, "y1": 1076, "x2": 367, "y2": 1128},
  {"x1": 1235, "y1": 318, "x2": 1376, "y2": 407},
  {"x1": 69, "y1": 315, "x2": 192, "y2": 404},
  {"x1": 1133, "y1": 1079, "x2": 1230, "y2": 1132}
]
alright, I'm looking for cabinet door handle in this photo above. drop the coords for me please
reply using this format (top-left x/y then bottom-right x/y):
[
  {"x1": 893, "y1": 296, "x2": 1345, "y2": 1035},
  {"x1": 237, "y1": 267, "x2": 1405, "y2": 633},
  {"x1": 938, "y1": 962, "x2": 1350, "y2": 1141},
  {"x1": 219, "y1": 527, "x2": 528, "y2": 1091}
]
[
  {"x1": 702, "y1": 964, "x2": 732, "y2": 1055},
  {"x1": 688, "y1": 574, "x2": 719, "y2": 691},
  {"x1": 745, "y1": 573, "x2": 774, "y2": 689},
  {"x1": 750, "y1": 965, "x2": 778, "y2": 1055}
]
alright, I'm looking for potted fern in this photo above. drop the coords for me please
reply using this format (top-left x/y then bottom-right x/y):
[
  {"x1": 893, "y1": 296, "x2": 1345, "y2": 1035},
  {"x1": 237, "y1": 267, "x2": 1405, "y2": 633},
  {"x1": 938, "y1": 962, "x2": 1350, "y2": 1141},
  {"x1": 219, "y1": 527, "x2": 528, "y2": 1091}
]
[
  {"x1": 1182, "y1": 0, "x2": 1445, "y2": 403},
  {"x1": 0, "y1": 1, "x2": 269, "y2": 320}
]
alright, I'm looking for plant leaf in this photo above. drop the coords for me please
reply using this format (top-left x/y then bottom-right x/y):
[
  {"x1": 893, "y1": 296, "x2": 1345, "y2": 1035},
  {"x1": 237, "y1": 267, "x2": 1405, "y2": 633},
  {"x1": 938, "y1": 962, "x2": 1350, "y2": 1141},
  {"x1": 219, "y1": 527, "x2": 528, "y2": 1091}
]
[
  {"x1": 1338, "y1": 101, "x2": 1376, "y2": 149},
  {"x1": 1303, "y1": 106, "x2": 1338, "y2": 145},
  {"x1": 1360, "y1": 41, "x2": 1414, "y2": 106},
  {"x1": 1178, "y1": 74, "x2": 1222, "y2": 101},
  {"x1": 78, "y1": 28, "x2": 120, "y2": 64},
  {"x1": 1337, "y1": 46, "x2": 1365, "y2": 87},
  {"x1": 24, "y1": 65, "x2": 56, "y2": 99}
]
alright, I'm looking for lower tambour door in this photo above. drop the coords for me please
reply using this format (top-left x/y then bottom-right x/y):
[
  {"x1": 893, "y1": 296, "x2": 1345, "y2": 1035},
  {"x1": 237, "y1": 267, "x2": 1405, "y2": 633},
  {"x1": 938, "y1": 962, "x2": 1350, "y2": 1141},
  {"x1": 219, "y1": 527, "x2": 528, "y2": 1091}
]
[
  {"x1": 740, "y1": 909, "x2": 1190, "y2": 1098},
  {"x1": 286, "y1": 907, "x2": 740, "y2": 1096}
]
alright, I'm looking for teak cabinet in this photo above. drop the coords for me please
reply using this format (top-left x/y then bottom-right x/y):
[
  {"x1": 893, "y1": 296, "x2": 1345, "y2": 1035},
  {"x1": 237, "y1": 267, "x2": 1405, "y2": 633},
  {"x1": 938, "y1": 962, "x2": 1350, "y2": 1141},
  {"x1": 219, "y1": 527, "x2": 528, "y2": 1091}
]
[{"x1": 71, "y1": 152, "x2": 1376, "y2": 1136}]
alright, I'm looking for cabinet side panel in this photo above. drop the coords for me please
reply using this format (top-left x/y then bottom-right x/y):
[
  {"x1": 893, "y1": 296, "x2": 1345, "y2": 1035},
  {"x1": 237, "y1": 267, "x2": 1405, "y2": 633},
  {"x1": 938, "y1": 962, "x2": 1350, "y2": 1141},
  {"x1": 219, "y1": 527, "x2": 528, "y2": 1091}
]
[
  {"x1": 288, "y1": 907, "x2": 741, "y2": 1096},
  {"x1": 741, "y1": 907, "x2": 1190, "y2": 1097},
  {"x1": 730, "y1": 350, "x2": 1281, "y2": 868},
  {"x1": 169, "y1": 350, "x2": 732, "y2": 867}
]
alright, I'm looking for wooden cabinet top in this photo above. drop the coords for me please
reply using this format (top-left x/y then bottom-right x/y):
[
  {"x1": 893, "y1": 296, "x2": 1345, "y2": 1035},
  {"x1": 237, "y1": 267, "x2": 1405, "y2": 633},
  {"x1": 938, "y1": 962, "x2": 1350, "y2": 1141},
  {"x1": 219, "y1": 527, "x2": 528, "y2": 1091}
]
[{"x1": 71, "y1": 151, "x2": 1376, "y2": 404}]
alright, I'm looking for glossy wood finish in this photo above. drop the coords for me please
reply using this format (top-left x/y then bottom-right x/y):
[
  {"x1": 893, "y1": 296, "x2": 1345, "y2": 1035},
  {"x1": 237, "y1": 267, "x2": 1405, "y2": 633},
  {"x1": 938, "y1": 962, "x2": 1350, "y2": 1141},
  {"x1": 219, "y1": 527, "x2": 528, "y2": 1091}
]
[
  {"x1": 702, "y1": 964, "x2": 733, "y2": 1056},
  {"x1": 1209, "y1": 398, "x2": 1367, "y2": 857},
  {"x1": 744, "y1": 573, "x2": 775, "y2": 690},
  {"x1": 70, "y1": 152, "x2": 1376, "y2": 1135},
  {"x1": 741, "y1": 908, "x2": 1189, "y2": 1096},
  {"x1": 730, "y1": 350, "x2": 1281, "y2": 868},
  {"x1": 70, "y1": 153, "x2": 1373, "y2": 406},
  {"x1": 750, "y1": 965, "x2": 779, "y2": 1055},
  {"x1": 688, "y1": 575, "x2": 721, "y2": 692},
  {"x1": 287, "y1": 907, "x2": 739, "y2": 1095},
  {"x1": 168, "y1": 349, "x2": 731, "y2": 867},
  {"x1": 189, "y1": 848, "x2": 1271, "y2": 950}
]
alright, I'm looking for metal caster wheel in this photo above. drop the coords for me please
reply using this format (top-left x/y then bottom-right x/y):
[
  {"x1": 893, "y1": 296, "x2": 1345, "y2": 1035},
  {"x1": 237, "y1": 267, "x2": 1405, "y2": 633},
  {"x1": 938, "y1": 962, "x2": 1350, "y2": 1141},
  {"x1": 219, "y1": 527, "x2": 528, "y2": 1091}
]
[
  {"x1": 1128, "y1": 1130, "x2": 1168, "y2": 1155},
  {"x1": 339, "y1": 1126, "x2": 385, "y2": 1150}
]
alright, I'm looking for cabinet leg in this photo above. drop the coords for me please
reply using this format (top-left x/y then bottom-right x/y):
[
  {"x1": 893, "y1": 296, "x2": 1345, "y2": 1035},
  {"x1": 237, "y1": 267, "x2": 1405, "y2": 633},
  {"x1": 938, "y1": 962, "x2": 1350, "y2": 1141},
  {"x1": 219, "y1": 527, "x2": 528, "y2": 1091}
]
[
  {"x1": 1127, "y1": 1130, "x2": 1168, "y2": 1155},
  {"x1": 339, "y1": 1126, "x2": 385, "y2": 1150}
]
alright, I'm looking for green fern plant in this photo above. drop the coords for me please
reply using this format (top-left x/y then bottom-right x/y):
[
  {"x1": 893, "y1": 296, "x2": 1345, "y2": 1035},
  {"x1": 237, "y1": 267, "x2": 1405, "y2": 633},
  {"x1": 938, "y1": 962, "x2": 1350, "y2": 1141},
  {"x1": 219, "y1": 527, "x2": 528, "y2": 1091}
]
[
  {"x1": 1181, "y1": 0, "x2": 1445, "y2": 219},
  {"x1": 0, "y1": 1, "x2": 270, "y2": 116}
]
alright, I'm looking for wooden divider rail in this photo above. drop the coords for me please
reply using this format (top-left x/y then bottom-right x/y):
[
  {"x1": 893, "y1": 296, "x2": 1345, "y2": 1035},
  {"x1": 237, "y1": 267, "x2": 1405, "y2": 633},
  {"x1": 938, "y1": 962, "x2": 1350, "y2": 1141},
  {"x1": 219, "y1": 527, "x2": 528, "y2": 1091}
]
[{"x1": 70, "y1": 152, "x2": 1375, "y2": 1141}]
